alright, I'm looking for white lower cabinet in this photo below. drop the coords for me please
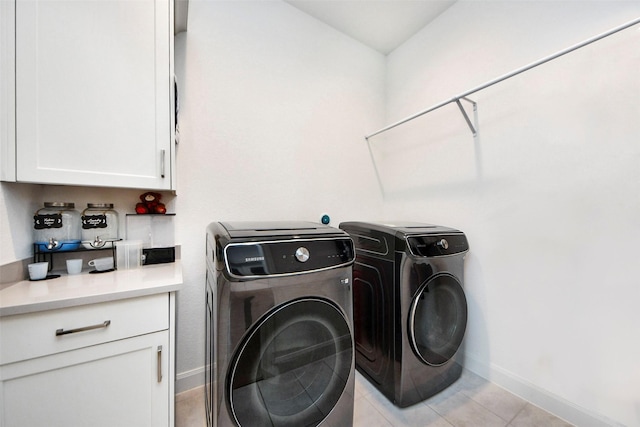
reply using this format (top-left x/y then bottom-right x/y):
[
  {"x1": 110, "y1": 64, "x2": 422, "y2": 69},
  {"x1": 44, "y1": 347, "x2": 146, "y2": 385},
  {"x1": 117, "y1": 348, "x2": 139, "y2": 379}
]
[
  {"x1": 1, "y1": 331, "x2": 168, "y2": 427},
  {"x1": 0, "y1": 293, "x2": 175, "y2": 427}
]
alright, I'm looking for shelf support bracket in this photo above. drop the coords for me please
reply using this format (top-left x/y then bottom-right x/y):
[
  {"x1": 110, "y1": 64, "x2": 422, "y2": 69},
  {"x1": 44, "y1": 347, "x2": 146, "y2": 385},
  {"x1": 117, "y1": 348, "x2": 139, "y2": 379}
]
[
  {"x1": 455, "y1": 97, "x2": 477, "y2": 137},
  {"x1": 366, "y1": 137, "x2": 385, "y2": 196}
]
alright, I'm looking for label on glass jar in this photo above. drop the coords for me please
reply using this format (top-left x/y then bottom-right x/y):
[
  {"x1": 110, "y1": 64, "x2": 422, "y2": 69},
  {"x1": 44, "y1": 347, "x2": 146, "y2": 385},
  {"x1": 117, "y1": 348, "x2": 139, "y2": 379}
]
[
  {"x1": 82, "y1": 215, "x2": 108, "y2": 229},
  {"x1": 34, "y1": 214, "x2": 63, "y2": 229}
]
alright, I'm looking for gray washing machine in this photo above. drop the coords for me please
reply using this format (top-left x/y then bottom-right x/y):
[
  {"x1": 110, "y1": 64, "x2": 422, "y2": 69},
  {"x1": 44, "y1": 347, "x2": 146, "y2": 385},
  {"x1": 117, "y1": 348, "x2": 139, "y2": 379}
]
[
  {"x1": 205, "y1": 221, "x2": 356, "y2": 427},
  {"x1": 339, "y1": 221, "x2": 468, "y2": 407}
]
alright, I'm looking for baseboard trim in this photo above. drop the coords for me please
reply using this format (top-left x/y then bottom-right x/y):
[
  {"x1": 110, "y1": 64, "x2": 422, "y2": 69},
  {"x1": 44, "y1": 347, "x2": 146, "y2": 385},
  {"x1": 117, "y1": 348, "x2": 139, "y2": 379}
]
[
  {"x1": 176, "y1": 366, "x2": 205, "y2": 394},
  {"x1": 462, "y1": 352, "x2": 621, "y2": 427}
]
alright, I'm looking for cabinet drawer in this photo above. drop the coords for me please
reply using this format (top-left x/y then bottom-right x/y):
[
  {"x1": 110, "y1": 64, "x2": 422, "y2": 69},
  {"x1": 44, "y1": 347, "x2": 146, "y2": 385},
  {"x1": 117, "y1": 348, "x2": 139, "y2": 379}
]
[{"x1": 0, "y1": 293, "x2": 168, "y2": 365}]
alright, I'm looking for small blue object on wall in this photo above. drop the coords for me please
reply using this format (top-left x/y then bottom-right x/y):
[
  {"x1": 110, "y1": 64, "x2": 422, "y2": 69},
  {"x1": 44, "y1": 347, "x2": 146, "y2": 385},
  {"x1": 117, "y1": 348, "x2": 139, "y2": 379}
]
[{"x1": 321, "y1": 214, "x2": 331, "y2": 225}]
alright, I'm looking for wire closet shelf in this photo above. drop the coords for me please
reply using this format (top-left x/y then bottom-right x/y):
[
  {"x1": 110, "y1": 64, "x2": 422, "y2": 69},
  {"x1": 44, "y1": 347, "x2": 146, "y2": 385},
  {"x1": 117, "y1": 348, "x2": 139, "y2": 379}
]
[{"x1": 364, "y1": 16, "x2": 640, "y2": 142}]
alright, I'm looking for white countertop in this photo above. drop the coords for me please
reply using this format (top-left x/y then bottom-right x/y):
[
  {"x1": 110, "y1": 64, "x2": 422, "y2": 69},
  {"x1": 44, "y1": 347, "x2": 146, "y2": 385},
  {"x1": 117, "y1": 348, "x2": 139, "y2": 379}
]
[{"x1": 0, "y1": 261, "x2": 182, "y2": 317}]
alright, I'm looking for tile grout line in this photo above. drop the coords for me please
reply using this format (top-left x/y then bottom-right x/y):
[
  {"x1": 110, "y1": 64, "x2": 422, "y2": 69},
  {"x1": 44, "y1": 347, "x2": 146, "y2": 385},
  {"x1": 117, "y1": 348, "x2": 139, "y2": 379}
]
[
  {"x1": 362, "y1": 389, "x2": 457, "y2": 427},
  {"x1": 505, "y1": 403, "x2": 529, "y2": 427},
  {"x1": 425, "y1": 401, "x2": 462, "y2": 427},
  {"x1": 459, "y1": 387, "x2": 528, "y2": 425}
]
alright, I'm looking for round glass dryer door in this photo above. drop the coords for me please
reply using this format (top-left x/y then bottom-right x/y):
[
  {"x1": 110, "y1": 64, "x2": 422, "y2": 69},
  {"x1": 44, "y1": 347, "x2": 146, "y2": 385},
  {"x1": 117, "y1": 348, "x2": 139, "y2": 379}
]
[
  {"x1": 227, "y1": 298, "x2": 353, "y2": 427},
  {"x1": 409, "y1": 273, "x2": 467, "y2": 366}
]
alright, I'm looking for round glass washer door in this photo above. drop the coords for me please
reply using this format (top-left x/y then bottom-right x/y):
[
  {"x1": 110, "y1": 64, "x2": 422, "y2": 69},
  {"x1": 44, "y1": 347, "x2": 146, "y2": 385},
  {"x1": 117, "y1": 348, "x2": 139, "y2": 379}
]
[
  {"x1": 227, "y1": 297, "x2": 353, "y2": 427},
  {"x1": 409, "y1": 273, "x2": 467, "y2": 366}
]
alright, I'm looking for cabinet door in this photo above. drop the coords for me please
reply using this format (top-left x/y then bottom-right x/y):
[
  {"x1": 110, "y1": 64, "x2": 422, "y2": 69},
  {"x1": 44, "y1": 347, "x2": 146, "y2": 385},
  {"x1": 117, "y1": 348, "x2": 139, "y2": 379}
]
[
  {"x1": 15, "y1": 0, "x2": 173, "y2": 190},
  {"x1": 0, "y1": 331, "x2": 169, "y2": 427},
  {"x1": 0, "y1": 0, "x2": 16, "y2": 182}
]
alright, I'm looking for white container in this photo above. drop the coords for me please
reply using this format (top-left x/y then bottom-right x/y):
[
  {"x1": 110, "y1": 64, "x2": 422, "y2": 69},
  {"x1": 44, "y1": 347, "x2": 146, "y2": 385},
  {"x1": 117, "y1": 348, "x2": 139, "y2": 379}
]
[
  {"x1": 126, "y1": 214, "x2": 175, "y2": 249},
  {"x1": 115, "y1": 240, "x2": 143, "y2": 270},
  {"x1": 66, "y1": 259, "x2": 83, "y2": 275},
  {"x1": 28, "y1": 262, "x2": 49, "y2": 280},
  {"x1": 81, "y1": 203, "x2": 119, "y2": 249},
  {"x1": 33, "y1": 202, "x2": 81, "y2": 252}
]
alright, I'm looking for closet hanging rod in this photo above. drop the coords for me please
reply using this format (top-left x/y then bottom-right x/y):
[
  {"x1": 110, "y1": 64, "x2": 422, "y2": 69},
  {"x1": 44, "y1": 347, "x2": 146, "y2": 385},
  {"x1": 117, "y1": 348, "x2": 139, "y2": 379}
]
[{"x1": 365, "y1": 16, "x2": 640, "y2": 141}]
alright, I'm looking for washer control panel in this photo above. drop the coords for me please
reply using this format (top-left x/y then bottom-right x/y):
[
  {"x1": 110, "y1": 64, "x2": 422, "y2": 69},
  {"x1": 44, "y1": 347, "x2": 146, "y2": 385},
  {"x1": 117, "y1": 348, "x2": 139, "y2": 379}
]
[{"x1": 224, "y1": 237, "x2": 354, "y2": 278}]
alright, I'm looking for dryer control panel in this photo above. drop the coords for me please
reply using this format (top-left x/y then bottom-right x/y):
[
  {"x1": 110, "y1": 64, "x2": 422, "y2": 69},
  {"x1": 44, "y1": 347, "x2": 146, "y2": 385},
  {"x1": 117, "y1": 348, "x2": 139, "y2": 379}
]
[
  {"x1": 224, "y1": 237, "x2": 354, "y2": 279},
  {"x1": 407, "y1": 234, "x2": 469, "y2": 257}
]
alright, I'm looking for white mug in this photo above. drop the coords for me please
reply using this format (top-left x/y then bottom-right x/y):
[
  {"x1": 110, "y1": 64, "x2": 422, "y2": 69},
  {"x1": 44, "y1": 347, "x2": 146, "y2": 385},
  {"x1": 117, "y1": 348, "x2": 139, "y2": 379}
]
[
  {"x1": 88, "y1": 257, "x2": 114, "y2": 272},
  {"x1": 28, "y1": 262, "x2": 49, "y2": 280},
  {"x1": 66, "y1": 259, "x2": 83, "y2": 275}
]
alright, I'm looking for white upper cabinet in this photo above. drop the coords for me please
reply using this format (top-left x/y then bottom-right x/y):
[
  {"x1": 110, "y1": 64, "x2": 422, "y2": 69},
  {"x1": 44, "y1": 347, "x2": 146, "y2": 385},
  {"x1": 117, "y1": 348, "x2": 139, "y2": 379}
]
[{"x1": 3, "y1": 0, "x2": 175, "y2": 190}]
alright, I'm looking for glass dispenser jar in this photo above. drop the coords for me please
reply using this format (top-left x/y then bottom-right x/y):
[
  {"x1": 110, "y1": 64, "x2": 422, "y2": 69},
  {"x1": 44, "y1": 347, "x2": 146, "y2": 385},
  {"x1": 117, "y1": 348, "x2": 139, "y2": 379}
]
[
  {"x1": 33, "y1": 202, "x2": 82, "y2": 252},
  {"x1": 81, "y1": 203, "x2": 120, "y2": 249}
]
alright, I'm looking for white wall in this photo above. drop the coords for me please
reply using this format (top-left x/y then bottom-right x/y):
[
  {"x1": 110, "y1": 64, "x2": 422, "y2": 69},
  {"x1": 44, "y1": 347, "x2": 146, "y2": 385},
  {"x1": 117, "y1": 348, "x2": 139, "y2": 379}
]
[
  {"x1": 381, "y1": 2, "x2": 640, "y2": 426},
  {"x1": 3, "y1": 1, "x2": 639, "y2": 425},
  {"x1": 0, "y1": 183, "x2": 42, "y2": 264},
  {"x1": 172, "y1": 0, "x2": 385, "y2": 391}
]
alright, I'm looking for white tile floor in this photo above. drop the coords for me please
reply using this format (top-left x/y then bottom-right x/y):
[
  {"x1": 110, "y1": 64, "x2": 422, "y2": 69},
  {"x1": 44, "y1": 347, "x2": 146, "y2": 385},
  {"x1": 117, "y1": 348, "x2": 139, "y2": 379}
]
[{"x1": 176, "y1": 369, "x2": 574, "y2": 427}]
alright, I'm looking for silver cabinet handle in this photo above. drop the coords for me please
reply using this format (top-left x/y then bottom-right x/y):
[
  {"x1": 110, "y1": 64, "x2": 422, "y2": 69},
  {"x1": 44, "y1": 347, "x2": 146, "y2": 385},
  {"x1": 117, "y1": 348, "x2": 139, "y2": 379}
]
[
  {"x1": 160, "y1": 149, "x2": 166, "y2": 178},
  {"x1": 157, "y1": 345, "x2": 163, "y2": 382},
  {"x1": 55, "y1": 320, "x2": 111, "y2": 336}
]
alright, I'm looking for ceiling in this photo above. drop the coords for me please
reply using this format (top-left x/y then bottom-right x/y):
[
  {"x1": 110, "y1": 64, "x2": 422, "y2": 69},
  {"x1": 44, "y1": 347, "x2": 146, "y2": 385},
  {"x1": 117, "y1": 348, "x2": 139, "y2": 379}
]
[{"x1": 284, "y1": 0, "x2": 457, "y2": 55}]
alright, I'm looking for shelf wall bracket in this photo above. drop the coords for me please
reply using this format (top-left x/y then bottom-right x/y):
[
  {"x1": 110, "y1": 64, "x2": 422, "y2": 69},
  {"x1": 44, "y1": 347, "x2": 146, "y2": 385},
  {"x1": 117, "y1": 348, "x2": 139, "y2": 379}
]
[
  {"x1": 366, "y1": 137, "x2": 386, "y2": 195},
  {"x1": 455, "y1": 97, "x2": 477, "y2": 137}
]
